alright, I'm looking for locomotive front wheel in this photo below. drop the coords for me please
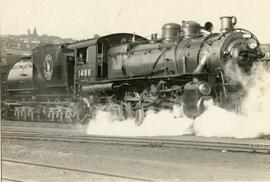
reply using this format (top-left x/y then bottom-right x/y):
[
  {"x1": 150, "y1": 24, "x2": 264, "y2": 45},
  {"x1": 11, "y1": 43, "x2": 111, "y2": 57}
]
[
  {"x1": 123, "y1": 102, "x2": 145, "y2": 125},
  {"x1": 75, "y1": 98, "x2": 93, "y2": 124},
  {"x1": 75, "y1": 106, "x2": 92, "y2": 124},
  {"x1": 135, "y1": 108, "x2": 145, "y2": 126}
]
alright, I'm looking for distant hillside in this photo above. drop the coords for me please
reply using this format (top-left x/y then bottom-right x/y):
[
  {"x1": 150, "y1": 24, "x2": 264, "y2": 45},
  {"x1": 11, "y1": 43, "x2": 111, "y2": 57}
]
[
  {"x1": 0, "y1": 28, "x2": 76, "y2": 69},
  {"x1": 0, "y1": 27, "x2": 75, "y2": 57}
]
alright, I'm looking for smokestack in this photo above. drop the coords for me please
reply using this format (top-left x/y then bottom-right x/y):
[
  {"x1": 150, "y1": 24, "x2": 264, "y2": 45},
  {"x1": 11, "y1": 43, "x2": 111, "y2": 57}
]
[{"x1": 220, "y1": 16, "x2": 237, "y2": 32}]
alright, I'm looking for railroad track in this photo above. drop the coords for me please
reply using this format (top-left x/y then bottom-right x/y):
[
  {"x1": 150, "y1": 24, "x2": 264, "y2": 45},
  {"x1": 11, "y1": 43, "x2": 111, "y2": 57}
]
[
  {"x1": 2, "y1": 177, "x2": 25, "y2": 182},
  {"x1": 2, "y1": 120, "x2": 77, "y2": 129},
  {"x1": 2, "y1": 129, "x2": 270, "y2": 154},
  {"x1": 2, "y1": 158, "x2": 153, "y2": 182}
]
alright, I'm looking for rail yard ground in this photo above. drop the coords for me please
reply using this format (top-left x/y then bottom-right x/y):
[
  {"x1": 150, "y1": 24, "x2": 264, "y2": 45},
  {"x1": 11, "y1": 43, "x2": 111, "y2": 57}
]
[
  {"x1": 1, "y1": 121, "x2": 270, "y2": 181},
  {"x1": 2, "y1": 138, "x2": 270, "y2": 181}
]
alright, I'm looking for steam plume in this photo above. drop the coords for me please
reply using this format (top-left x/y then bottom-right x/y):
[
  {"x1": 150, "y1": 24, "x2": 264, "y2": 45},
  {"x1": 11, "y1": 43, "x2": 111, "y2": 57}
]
[
  {"x1": 194, "y1": 62, "x2": 270, "y2": 138},
  {"x1": 87, "y1": 62, "x2": 270, "y2": 139}
]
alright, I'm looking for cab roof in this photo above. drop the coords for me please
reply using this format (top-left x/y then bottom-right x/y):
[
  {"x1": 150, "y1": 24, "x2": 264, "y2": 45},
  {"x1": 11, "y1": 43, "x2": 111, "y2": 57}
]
[{"x1": 67, "y1": 33, "x2": 147, "y2": 49}]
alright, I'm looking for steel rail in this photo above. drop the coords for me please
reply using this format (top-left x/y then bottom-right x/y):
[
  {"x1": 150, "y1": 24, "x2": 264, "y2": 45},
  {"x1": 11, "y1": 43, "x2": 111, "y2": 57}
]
[
  {"x1": 2, "y1": 121, "x2": 75, "y2": 129},
  {"x1": 2, "y1": 177, "x2": 27, "y2": 182},
  {"x1": 3, "y1": 159, "x2": 153, "y2": 182},
  {"x1": 2, "y1": 129, "x2": 270, "y2": 154}
]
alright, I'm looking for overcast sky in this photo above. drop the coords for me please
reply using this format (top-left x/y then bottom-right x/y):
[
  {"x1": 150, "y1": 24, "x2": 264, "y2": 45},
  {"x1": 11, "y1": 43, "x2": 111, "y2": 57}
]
[{"x1": 1, "y1": 0, "x2": 270, "y2": 43}]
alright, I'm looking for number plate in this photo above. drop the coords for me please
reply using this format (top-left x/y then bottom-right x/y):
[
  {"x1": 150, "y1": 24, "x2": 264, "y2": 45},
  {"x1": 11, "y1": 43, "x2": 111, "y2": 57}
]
[{"x1": 78, "y1": 68, "x2": 91, "y2": 78}]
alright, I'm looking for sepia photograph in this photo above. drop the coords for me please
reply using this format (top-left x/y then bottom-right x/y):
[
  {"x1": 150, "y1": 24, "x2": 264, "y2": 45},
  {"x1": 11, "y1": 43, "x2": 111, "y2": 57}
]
[{"x1": 1, "y1": 0, "x2": 270, "y2": 181}]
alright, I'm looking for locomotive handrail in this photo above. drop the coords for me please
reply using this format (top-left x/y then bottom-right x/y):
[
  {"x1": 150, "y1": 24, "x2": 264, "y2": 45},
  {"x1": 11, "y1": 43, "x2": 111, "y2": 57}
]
[
  {"x1": 151, "y1": 48, "x2": 168, "y2": 75},
  {"x1": 173, "y1": 41, "x2": 181, "y2": 73},
  {"x1": 217, "y1": 28, "x2": 260, "y2": 45}
]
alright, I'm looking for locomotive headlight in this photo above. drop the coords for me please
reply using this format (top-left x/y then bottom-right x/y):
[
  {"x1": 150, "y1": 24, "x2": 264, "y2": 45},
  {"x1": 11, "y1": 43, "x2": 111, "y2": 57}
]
[
  {"x1": 198, "y1": 82, "x2": 211, "y2": 95},
  {"x1": 247, "y1": 38, "x2": 258, "y2": 49}
]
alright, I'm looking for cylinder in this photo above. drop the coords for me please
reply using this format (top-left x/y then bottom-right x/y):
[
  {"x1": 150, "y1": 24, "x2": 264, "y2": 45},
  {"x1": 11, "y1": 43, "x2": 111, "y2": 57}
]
[
  {"x1": 220, "y1": 16, "x2": 237, "y2": 32},
  {"x1": 182, "y1": 81, "x2": 212, "y2": 118},
  {"x1": 162, "y1": 23, "x2": 181, "y2": 41}
]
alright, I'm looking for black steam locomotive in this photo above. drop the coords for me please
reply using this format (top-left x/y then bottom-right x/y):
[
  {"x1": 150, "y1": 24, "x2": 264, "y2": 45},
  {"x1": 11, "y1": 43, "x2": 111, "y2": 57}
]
[{"x1": 3, "y1": 16, "x2": 264, "y2": 124}]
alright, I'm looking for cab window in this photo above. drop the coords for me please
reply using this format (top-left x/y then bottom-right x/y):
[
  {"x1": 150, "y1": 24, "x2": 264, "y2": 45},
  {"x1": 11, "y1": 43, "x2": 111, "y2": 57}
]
[{"x1": 76, "y1": 48, "x2": 87, "y2": 64}]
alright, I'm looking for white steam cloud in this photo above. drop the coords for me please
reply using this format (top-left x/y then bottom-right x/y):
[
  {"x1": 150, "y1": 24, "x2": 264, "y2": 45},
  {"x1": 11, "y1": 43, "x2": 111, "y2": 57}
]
[
  {"x1": 87, "y1": 107, "x2": 193, "y2": 137},
  {"x1": 87, "y1": 62, "x2": 270, "y2": 139}
]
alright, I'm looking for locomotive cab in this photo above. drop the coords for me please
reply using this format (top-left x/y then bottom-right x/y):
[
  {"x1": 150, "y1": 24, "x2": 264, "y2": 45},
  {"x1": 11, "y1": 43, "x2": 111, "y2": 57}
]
[
  {"x1": 68, "y1": 41, "x2": 98, "y2": 84},
  {"x1": 68, "y1": 33, "x2": 148, "y2": 85}
]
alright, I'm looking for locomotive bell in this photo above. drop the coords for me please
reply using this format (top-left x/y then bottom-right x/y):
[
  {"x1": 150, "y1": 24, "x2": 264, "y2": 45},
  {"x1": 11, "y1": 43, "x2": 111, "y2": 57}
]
[
  {"x1": 182, "y1": 21, "x2": 202, "y2": 39},
  {"x1": 162, "y1": 23, "x2": 181, "y2": 41},
  {"x1": 220, "y1": 16, "x2": 237, "y2": 32}
]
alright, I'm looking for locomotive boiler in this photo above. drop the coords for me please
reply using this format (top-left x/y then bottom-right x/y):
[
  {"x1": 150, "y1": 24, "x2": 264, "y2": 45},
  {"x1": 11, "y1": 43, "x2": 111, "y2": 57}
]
[{"x1": 3, "y1": 16, "x2": 264, "y2": 124}]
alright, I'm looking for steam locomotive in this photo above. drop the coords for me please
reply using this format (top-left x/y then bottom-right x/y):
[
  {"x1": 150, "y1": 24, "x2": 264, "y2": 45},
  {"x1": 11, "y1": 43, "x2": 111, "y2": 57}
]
[{"x1": 3, "y1": 16, "x2": 264, "y2": 124}]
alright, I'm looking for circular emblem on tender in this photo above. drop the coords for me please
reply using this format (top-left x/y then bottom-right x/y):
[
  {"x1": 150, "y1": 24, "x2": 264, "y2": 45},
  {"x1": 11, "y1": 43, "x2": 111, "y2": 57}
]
[{"x1": 43, "y1": 54, "x2": 53, "y2": 80}]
